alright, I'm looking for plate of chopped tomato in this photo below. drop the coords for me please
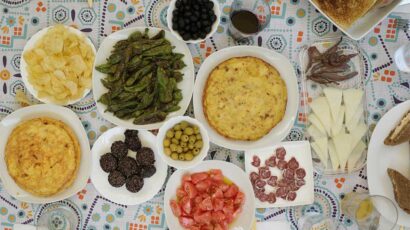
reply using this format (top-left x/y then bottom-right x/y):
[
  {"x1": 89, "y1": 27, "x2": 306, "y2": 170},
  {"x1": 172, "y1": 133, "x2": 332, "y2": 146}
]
[{"x1": 164, "y1": 160, "x2": 255, "y2": 230}]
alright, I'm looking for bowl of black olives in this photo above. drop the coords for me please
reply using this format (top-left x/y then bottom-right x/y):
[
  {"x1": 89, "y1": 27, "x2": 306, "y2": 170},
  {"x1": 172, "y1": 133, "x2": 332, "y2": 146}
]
[{"x1": 167, "y1": 0, "x2": 220, "y2": 43}]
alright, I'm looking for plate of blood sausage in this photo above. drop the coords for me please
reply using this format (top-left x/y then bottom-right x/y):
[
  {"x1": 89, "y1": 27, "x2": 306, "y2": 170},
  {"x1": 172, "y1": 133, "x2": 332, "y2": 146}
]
[{"x1": 245, "y1": 141, "x2": 314, "y2": 208}]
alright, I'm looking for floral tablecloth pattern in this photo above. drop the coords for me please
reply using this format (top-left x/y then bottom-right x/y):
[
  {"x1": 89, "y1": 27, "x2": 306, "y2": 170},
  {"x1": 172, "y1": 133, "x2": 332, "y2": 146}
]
[{"x1": 0, "y1": 0, "x2": 409, "y2": 229}]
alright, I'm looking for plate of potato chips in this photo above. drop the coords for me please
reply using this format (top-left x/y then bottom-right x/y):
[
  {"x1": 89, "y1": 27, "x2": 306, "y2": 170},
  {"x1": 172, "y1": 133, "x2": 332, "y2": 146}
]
[{"x1": 21, "y1": 24, "x2": 96, "y2": 105}]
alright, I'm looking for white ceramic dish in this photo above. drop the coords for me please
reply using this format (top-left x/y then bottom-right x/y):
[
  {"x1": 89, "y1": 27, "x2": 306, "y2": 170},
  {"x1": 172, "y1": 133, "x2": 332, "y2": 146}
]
[
  {"x1": 93, "y1": 27, "x2": 195, "y2": 130},
  {"x1": 166, "y1": 0, "x2": 221, "y2": 44},
  {"x1": 91, "y1": 126, "x2": 168, "y2": 206},
  {"x1": 156, "y1": 116, "x2": 209, "y2": 170},
  {"x1": 244, "y1": 141, "x2": 314, "y2": 208},
  {"x1": 20, "y1": 25, "x2": 96, "y2": 105},
  {"x1": 193, "y1": 46, "x2": 299, "y2": 151},
  {"x1": 0, "y1": 104, "x2": 91, "y2": 203},
  {"x1": 368, "y1": 100, "x2": 410, "y2": 228},
  {"x1": 309, "y1": 0, "x2": 409, "y2": 40},
  {"x1": 164, "y1": 160, "x2": 255, "y2": 230}
]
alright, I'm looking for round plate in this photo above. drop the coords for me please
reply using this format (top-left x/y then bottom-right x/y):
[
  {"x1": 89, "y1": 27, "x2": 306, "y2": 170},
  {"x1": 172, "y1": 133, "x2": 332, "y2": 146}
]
[
  {"x1": 20, "y1": 25, "x2": 96, "y2": 105},
  {"x1": 0, "y1": 104, "x2": 91, "y2": 203},
  {"x1": 91, "y1": 127, "x2": 168, "y2": 206},
  {"x1": 368, "y1": 100, "x2": 410, "y2": 227},
  {"x1": 164, "y1": 160, "x2": 255, "y2": 230},
  {"x1": 193, "y1": 46, "x2": 299, "y2": 151},
  {"x1": 93, "y1": 27, "x2": 195, "y2": 130}
]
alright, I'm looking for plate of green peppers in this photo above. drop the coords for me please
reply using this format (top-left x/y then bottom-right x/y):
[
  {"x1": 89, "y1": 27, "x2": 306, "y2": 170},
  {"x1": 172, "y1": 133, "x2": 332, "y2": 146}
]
[{"x1": 93, "y1": 27, "x2": 195, "y2": 130}]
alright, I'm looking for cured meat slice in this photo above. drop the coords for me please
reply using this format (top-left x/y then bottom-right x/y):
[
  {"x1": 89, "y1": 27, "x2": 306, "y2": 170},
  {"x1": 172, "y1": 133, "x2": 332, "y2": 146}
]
[
  {"x1": 267, "y1": 176, "x2": 278, "y2": 187},
  {"x1": 267, "y1": 192, "x2": 276, "y2": 204},
  {"x1": 249, "y1": 172, "x2": 259, "y2": 183},
  {"x1": 287, "y1": 191, "x2": 297, "y2": 201},
  {"x1": 288, "y1": 157, "x2": 299, "y2": 170},
  {"x1": 283, "y1": 169, "x2": 295, "y2": 180},
  {"x1": 276, "y1": 147, "x2": 286, "y2": 160},
  {"x1": 254, "y1": 179, "x2": 266, "y2": 189},
  {"x1": 259, "y1": 166, "x2": 271, "y2": 179},
  {"x1": 296, "y1": 168, "x2": 306, "y2": 179},
  {"x1": 251, "y1": 155, "x2": 261, "y2": 167},
  {"x1": 296, "y1": 179, "x2": 306, "y2": 187},
  {"x1": 265, "y1": 156, "x2": 276, "y2": 167},
  {"x1": 277, "y1": 160, "x2": 287, "y2": 170},
  {"x1": 276, "y1": 187, "x2": 289, "y2": 199}
]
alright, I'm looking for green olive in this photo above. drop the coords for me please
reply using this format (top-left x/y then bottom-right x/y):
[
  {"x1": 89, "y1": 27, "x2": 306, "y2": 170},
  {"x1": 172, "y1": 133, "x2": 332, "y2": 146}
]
[
  {"x1": 180, "y1": 142, "x2": 187, "y2": 148},
  {"x1": 173, "y1": 124, "x2": 181, "y2": 131},
  {"x1": 193, "y1": 126, "x2": 200, "y2": 134},
  {"x1": 170, "y1": 144, "x2": 178, "y2": 152},
  {"x1": 178, "y1": 154, "x2": 185, "y2": 161},
  {"x1": 183, "y1": 147, "x2": 189, "y2": 152},
  {"x1": 171, "y1": 153, "x2": 178, "y2": 160},
  {"x1": 166, "y1": 130, "x2": 174, "y2": 138},
  {"x1": 175, "y1": 130, "x2": 182, "y2": 139},
  {"x1": 177, "y1": 146, "x2": 183, "y2": 153},
  {"x1": 185, "y1": 153, "x2": 194, "y2": 161},
  {"x1": 188, "y1": 143, "x2": 194, "y2": 149},
  {"x1": 193, "y1": 148, "x2": 200, "y2": 155},
  {"x1": 171, "y1": 138, "x2": 179, "y2": 145},
  {"x1": 196, "y1": 134, "x2": 202, "y2": 140},
  {"x1": 189, "y1": 136, "x2": 196, "y2": 144},
  {"x1": 186, "y1": 150, "x2": 193, "y2": 155},
  {"x1": 184, "y1": 127, "x2": 194, "y2": 135},
  {"x1": 180, "y1": 121, "x2": 189, "y2": 130},
  {"x1": 163, "y1": 138, "x2": 170, "y2": 147},
  {"x1": 181, "y1": 134, "x2": 189, "y2": 142},
  {"x1": 195, "y1": 140, "x2": 203, "y2": 149},
  {"x1": 164, "y1": 148, "x2": 172, "y2": 156}
]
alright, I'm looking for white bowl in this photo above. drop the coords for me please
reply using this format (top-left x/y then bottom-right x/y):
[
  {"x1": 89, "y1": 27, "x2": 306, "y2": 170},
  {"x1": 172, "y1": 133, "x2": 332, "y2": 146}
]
[
  {"x1": 0, "y1": 104, "x2": 91, "y2": 203},
  {"x1": 193, "y1": 46, "x2": 299, "y2": 151},
  {"x1": 93, "y1": 27, "x2": 195, "y2": 130},
  {"x1": 91, "y1": 127, "x2": 168, "y2": 206},
  {"x1": 164, "y1": 160, "x2": 255, "y2": 230},
  {"x1": 166, "y1": 0, "x2": 221, "y2": 44},
  {"x1": 20, "y1": 25, "x2": 96, "y2": 105},
  {"x1": 156, "y1": 116, "x2": 209, "y2": 170}
]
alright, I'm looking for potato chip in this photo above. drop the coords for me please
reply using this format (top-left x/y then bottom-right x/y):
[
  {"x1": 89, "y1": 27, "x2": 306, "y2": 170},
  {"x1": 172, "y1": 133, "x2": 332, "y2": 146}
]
[{"x1": 23, "y1": 24, "x2": 95, "y2": 104}]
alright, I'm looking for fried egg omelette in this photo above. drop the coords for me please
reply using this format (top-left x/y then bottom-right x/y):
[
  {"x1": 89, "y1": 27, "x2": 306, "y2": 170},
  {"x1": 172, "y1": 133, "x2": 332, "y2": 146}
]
[
  {"x1": 203, "y1": 57, "x2": 287, "y2": 141},
  {"x1": 5, "y1": 117, "x2": 80, "y2": 197}
]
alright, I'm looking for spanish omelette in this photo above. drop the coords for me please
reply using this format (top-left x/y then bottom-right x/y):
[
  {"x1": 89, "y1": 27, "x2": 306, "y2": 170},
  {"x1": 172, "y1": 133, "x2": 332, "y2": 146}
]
[
  {"x1": 203, "y1": 57, "x2": 287, "y2": 141},
  {"x1": 5, "y1": 117, "x2": 81, "y2": 197}
]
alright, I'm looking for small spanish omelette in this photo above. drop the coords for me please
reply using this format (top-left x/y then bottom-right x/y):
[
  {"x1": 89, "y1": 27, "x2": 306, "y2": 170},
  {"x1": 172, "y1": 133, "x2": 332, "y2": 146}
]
[{"x1": 203, "y1": 57, "x2": 287, "y2": 141}]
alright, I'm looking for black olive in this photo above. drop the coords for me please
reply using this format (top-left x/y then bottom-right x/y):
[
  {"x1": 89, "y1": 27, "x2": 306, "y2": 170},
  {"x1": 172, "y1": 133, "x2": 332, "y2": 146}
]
[
  {"x1": 178, "y1": 19, "x2": 185, "y2": 27},
  {"x1": 190, "y1": 15, "x2": 198, "y2": 21},
  {"x1": 182, "y1": 33, "x2": 191, "y2": 41},
  {"x1": 182, "y1": 0, "x2": 188, "y2": 4},
  {"x1": 172, "y1": 17, "x2": 178, "y2": 23},
  {"x1": 175, "y1": 1, "x2": 181, "y2": 8},
  {"x1": 203, "y1": 20, "x2": 210, "y2": 26},
  {"x1": 191, "y1": 25, "x2": 198, "y2": 32},
  {"x1": 185, "y1": 5, "x2": 191, "y2": 11},
  {"x1": 201, "y1": 14, "x2": 208, "y2": 20},
  {"x1": 173, "y1": 10, "x2": 179, "y2": 17},
  {"x1": 210, "y1": 14, "x2": 217, "y2": 22},
  {"x1": 199, "y1": 32, "x2": 207, "y2": 39},
  {"x1": 196, "y1": 21, "x2": 202, "y2": 28},
  {"x1": 192, "y1": 33, "x2": 199, "y2": 39},
  {"x1": 193, "y1": 4, "x2": 200, "y2": 10},
  {"x1": 207, "y1": 1, "x2": 214, "y2": 9},
  {"x1": 205, "y1": 26, "x2": 212, "y2": 33},
  {"x1": 172, "y1": 23, "x2": 179, "y2": 31},
  {"x1": 185, "y1": 11, "x2": 192, "y2": 17}
]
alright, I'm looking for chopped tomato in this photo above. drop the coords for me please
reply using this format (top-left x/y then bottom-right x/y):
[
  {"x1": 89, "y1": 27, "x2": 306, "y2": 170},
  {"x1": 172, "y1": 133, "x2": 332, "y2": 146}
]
[
  {"x1": 179, "y1": 216, "x2": 195, "y2": 228},
  {"x1": 191, "y1": 172, "x2": 209, "y2": 184},
  {"x1": 213, "y1": 198, "x2": 224, "y2": 211},
  {"x1": 211, "y1": 210, "x2": 226, "y2": 223},
  {"x1": 199, "y1": 197, "x2": 213, "y2": 211},
  {"x1": 184, "y1": 181, "x2": 198, "y2": 199},
  {"x1": 211, "y1": 187, "x2": 223, "y2": 199},
  {"x1": 181, "y1": 196, "x2": 192, "y2": 214},
  {"x1": 182, "y1": 174, "x2": 192, "y2": 183},
  {"x1": 177, "y1": 188, "x2": 187, "y2": 199},
  {"x1": 234, "y1": 191, "x2": 245, "y2": 206},
  {"x1": 170, "y1": 200, "x2": 182, "y2": 217},
  {"x1": 210, "y1": 169, "x2": 222, "y2": 176},
  {"x1": 189, "y1": 226, "x2": 200, "y2": 230},
  {"x1": 194, "y1": 211, "x2": 212, "y2": 225},
  {"x1": 224, "y1": 184, "x2": 239, "y2": 198},
  {"x1": 200, "y1": 225, "x2": 213, "y2": 230},
  {"x1": 222, "y1": 199, "x2": 234, "y2": 216},
  {"x1": 194, "y1": 196, "x2": 203, "y2": 206},
  {"x1": 219, "y1": 183, "x2": 229, "y2": 192},
  {"x1": 220, "y1": 220, "x2": 228, "y2": 230},
  {"x1": 195, "y1": 179, "x2": 211, "y2": 192},
  {"x1": 214, "y1": 224, "x2": 224, "y2": 230},
  {"x1": 232, "y1": 207, "x2": 242, "y2": 219},
  {"x1": 210, "y1": 171, "x2": 223, "y2": 182}
]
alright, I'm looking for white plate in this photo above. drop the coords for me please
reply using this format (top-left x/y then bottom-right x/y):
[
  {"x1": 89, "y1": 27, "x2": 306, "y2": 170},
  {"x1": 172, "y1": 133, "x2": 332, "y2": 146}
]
[
  {"x1": 20, "y1": 25, "x2": 96, "y2": 105},
  {"x1": 91, "y1": 126, "x2": 168, "y2": 206},
  {"x1": 156, "y1": 116, "x2": 209, "y2": 170},
  {"x1": 368, "y1": 100, "x2": 410, "y2": 227},
  {"x1": 193, "y1": 46, "x2": 299, "y2": 151},
  {"x1": 93, "y1": 27, "x2": 195, "y2": 130},
  {"x1": 0, "y1": 104, "x2": 91, "y2": 203},
  {"x1": 164, "y1": 160, "x2": 255, "y2": 230},
  {"x1": 309, "y1": 0, "x2": 407, "y2": 40},
  {"x1": 166, "y1": 0, "x2": 221, "y2": 44},
  {"x1": 244, "y1": 141, "x2": 314, "y2": 208}
]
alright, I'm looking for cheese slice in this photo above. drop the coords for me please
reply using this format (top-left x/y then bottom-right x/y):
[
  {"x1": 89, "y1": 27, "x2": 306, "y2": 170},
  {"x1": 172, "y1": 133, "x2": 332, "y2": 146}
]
[
  {"x1": 324, "y1": 87, "x2": 343, "y2": 121},
  {"x1": 332, "y1": 131, "x2": 352, "y2": 170},
  {"x1": 350, "y1": 122, "x2": 367, "y2": 150},
  {"x1": 348, "y1": 141, "x2": 366, "y2": 172},
  {"x1": 307, "y1": 125, "x2": 326, "y2": 140},
  {"x1": 332, "y1": 105, "x2": 345, "y2": 137},
  {"x1": 310, "y1": 97, "x2": 332, "y2": 135},
  {"x1": 312, "y1": 142, "x2": 328, "y2": 169},
  {"x1": 346, "y1": 106, "x2": 364, "y2": 132},
  {"x1": 343, "y1": 89, "x2": 364, "y2": 123},
  {"x1": 328, "y1": 141, "x2": 340, "y2": 170},
  {"x1": 316, "y1": 137, "x2": 328, "y2": 168},
  {"x1": 308, "y1": 114, "x2": 327, "y2": 136}
]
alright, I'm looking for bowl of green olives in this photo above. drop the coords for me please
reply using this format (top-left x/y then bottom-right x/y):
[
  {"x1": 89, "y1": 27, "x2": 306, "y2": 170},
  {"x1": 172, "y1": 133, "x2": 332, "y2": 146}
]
[{"x1": 156, "y1": 116, "x2": 209, "y2": 169}]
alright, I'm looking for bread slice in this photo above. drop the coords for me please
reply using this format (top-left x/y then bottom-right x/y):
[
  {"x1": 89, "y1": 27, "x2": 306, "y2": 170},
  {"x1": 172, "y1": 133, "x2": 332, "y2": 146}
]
[
  {"x1": 312, "y1": 0, "x2": 378, "y2": 29},
  {"x1": 384, "y1": 111, "x2": 410, "y2": 146},
  {"x1": 387, "y1": 168, "x2": 410, "y2": 215}
]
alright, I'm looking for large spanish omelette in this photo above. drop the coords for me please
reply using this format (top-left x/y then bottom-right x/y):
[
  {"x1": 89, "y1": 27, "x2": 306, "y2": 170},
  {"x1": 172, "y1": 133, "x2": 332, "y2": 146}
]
[{"x1": 203, "y1": 57, "x2": 287, "y2": 141}]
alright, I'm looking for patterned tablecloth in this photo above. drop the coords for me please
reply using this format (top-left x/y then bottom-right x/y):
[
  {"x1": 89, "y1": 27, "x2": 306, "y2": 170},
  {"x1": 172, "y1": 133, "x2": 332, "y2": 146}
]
[{"x1": 0, "y1": 0, "x2": 410, "y2": 229}]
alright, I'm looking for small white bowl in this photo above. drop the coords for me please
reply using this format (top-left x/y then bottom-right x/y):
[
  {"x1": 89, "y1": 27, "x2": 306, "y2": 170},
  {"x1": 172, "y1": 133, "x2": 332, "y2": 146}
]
[
  {"x1": 156, "y1": 116, "x2": 209, "y2": 169},
  {"x1": 0, "y1": 104, "x2": 91, "y2": 203},
  {"x1": 166, "y1": 0, "x2": 221, "y2": 44},
  {"x1": 20, "y1": 25, "x2": 96, "y2": 105}
]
